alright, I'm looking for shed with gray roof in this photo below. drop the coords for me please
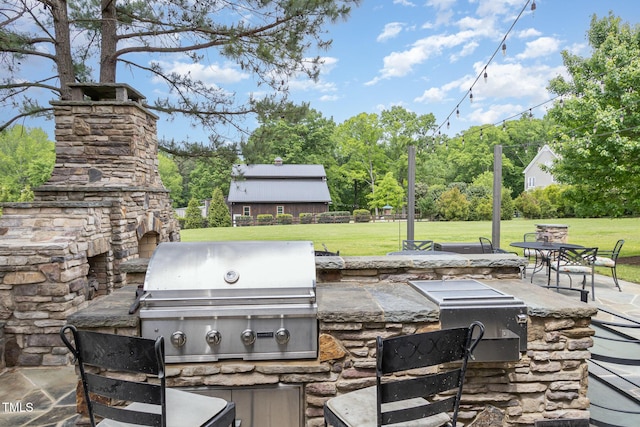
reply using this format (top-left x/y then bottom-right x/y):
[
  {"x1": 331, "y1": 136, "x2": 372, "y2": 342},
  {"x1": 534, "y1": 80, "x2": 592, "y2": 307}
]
[{"x1": 228, "y1": 158, "x2": 331, "y2": 223}]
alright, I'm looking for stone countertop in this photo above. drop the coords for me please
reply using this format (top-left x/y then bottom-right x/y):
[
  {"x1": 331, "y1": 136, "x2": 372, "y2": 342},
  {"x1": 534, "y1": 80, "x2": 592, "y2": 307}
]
[
  {"x1": 317, "y1": 279, "x2": 597, "y2": 323},
  {"x1": 67, "y1": 279, "x2": 597, "y2": 330},
  {"x1": 67, "y1": 285, "x2": 140, "y2": 328}
]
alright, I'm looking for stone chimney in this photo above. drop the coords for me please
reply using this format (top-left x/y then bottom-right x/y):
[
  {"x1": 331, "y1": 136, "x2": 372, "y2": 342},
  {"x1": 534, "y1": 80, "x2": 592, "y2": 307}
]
[{"x1": 0, "y1": 83, "x2": 179, "y2": 366}]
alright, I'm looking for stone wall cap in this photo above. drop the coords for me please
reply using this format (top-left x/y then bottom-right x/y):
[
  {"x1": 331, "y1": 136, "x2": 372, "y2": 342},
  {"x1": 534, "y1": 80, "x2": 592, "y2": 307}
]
[
  {"x1": 120, "y1": 258, "x2": 150, "y2": 273},
  {"x1": 35, "y1": 185, "x2": 169, "y2": 193},
  {"x1": 0, "y1": 200, "x2": 114, "y2": 209},
  {"x1": 66, "y1": 285, "x2": 139, "y2": 328}
]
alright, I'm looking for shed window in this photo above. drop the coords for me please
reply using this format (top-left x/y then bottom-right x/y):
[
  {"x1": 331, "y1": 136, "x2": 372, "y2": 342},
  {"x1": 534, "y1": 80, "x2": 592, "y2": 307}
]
[
  {"x1": 243, "y1": 206, "x2": 251, "y2": 216},
  {"x1": 277, "y1": 206, "x2": 284, "y2": 215}
]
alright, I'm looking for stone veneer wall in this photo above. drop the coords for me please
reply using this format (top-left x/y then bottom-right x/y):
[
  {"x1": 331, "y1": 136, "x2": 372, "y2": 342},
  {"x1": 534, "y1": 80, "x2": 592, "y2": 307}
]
[
  {"x1": 72, "y1": 301, "x2": 592, "y2": 427},
  {"x1": 535, "y1": 224, "x2": 569, "y2": 244},
  {"x1": 0, "y1": 84, "x2": 179, "y2": 366}
]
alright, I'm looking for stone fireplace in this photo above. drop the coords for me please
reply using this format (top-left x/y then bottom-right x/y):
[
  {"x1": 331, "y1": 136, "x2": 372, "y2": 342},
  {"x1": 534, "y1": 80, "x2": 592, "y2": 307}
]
[{"x1": 0, "y1": 83, "x2": 179, "y2": 366}]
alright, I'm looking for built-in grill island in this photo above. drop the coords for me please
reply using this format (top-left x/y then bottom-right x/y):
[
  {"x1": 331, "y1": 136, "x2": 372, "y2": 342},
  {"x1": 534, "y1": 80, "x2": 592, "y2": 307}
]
[
  {"x1": 409, "y1": 279, "x2": 528, "y2": 362},
  {"x1": 139, "y1": 241, "x2": 318, "y2": 363}
]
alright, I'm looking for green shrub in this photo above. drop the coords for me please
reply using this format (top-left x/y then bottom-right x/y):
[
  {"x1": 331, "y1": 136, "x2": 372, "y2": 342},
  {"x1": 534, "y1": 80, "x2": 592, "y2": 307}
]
[
  {"x1": 353, "y1": 209, "x2": 372, "y2": 223},
  {"x1": 184, "y1": 198, "x2": 204, "y2": 229},
  {"x1": 257, "y1": 214, "x2": 274, "y2": 225},
  {"x1": 436, "y1": 187, "x2": 470, "y2": 221},
  {"x1": 299, "y1": 213, "x2": 313, "y2": 224},
  {"x1": 207, "y1": 187, "x2": 232, "y2": 227},
  {"x1": 235, "y1": 215, "x2": 253, "y2": 226},
  {"x1": 276, "y1": 214, "x2": 293, "y2": 225},
  {"x1": 318, "y1": 211, "x2": 351, "y2": 223}
]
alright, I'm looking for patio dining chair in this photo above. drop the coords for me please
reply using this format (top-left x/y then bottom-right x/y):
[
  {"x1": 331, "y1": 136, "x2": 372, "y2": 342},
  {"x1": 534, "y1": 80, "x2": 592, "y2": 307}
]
[
  {"x1": 324, "y1": 321, "x2": 485, "y2": 427},
  {"x1": 548, "y1": 246, "x2": 598, "y2": 301},
  {"x1": 402, "y1": 239, "x2": 434, "y2": 251},
  {"x1": 60, "y1": 325, "x2": 236, "y2": 427},
  {"x1": 593, "y1": 239, "x2": 624, "y2": 292}
]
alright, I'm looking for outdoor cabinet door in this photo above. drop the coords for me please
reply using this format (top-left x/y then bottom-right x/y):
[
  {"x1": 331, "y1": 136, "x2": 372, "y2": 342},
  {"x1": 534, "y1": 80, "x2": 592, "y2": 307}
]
[{"x1": 187, "y1": 385, "x2": 302, "y2": 427}]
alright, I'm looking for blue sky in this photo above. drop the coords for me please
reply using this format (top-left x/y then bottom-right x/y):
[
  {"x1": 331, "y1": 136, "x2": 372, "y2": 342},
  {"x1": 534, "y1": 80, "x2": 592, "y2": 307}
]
[
  {"x1": 154, "y1": 0, "x2": 640, "y2": 143},
  {"x1": 14, "y1": 0, "x2": 640, "y2": 145}
]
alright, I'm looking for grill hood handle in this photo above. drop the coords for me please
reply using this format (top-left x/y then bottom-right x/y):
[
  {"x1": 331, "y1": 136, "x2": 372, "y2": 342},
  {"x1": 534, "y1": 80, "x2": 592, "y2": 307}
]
[{"x1": 129, "y1": 285, "x2": 146, "y2": 314}]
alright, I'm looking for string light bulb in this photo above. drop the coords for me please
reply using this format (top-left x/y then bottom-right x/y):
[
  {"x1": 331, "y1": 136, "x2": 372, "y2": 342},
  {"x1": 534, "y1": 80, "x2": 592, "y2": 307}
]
[
  {"x1": 502, "y1": 42, "x2": 507, "y2": 56},
  {"x1": 531, "y1": 1, "x2": 536, "y2": 12},
  {"x1": 447, "y1": 119, "x2": 450, "y2": 129},
  {"x1": 469, "y1": 89, "x2": 473, "y2": 103},
  {"x1": 456, "y1": 106, "x2": 460, "y2": 118},
  {"x1": 483, "y1": 67, "x2": 488, "y2": 83}
]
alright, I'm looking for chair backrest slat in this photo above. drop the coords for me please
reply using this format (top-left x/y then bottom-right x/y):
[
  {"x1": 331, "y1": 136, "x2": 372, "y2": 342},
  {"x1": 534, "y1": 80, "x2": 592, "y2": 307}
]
[
  {"x1": 379, "y1": 327, "x2": 467, "y2": 374},
  {"x1": 381, "y1": 395, "x2": 457, "y2": 425},
  {"x1": 379, "y1": 369, "x2": 462, "y2": 402},
  {"x1": 402, "y1": 240, "x2": 434, "y2": 251},
  {"x1": 557, "y1": 247, "x2": 597, "y2": 266},
  {"x1": 479, "y1": 237, "x2": 494, "y2": 253},
  {"x1": 92, "y1": 401, "x2": 162, "y2": 426},
  {"x1": 86, "y1": 372, "x2": 162, "y2": 404},
  {"x1": 77, "y1": 330, "x2": 161, "y2": 375}
]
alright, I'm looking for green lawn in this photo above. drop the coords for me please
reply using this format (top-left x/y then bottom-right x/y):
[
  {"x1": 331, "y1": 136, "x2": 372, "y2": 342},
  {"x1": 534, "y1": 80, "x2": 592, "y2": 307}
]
[{"x1": 181, "y1": 217, "x2": 640, "y2": 283}]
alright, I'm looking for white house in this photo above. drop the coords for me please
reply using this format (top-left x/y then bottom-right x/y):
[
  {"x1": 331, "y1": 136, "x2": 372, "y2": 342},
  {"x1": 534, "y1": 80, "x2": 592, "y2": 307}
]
[{"x1": 522, "y1": 144, "x2": 559, "y2": 191}]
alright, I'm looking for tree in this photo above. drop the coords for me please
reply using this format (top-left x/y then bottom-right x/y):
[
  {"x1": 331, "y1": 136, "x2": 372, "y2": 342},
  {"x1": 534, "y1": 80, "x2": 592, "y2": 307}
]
[
  {"x1": 0, "y1": 0, "x2": 360, "y2": 152},
  {"x1": 242, "y1": 106, "x2": 336, "y2": 166},
  {"x1": 183, "y1": 198, "x2": 203, "y2": 229},
  {"x1": 0, "y1": 125, "x2": 54, "y2": 202},
  {"x1": 547, "y1": 13, "x2": 640, "y2": 216},
  {"x1": 333, "y1": 113, "x2": 385, "y2": 213},
  {"x1": 207, "y1": 187, "x2": 231, "y2": 228},
  {"x1": 367, "y1": 172, "x2": 404, "y2": 213},
  {"x1": 188, "y1": 150, "x2": 238, "y2": 202},
  {"x1": 158, "y1": 152, "x2": 184, "y2": 207}
]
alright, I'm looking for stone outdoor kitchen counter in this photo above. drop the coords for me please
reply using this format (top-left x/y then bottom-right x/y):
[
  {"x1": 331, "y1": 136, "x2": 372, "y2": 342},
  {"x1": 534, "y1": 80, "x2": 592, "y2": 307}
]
[
  {"x1": 66, "y1": 254, "x2": 597, "y2": 426},
  {"x1": 67, "y1": 278, "x2": 597, "y2": 328}
]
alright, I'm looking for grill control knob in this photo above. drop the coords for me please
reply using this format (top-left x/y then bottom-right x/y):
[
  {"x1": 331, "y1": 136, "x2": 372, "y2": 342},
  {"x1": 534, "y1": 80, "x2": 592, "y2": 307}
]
[
  {"x1": 206, "y1": 330, "x2": 222, "y2": 346},
  {"x1": 170, "y1": 331, "x2": 187, "y2": 348},
  {"x1": 275, "y1": 328, "x2": 290, "y2": 345},
  {"x1": 241, "y1": 329, "x2": 256, "y2": 346}
]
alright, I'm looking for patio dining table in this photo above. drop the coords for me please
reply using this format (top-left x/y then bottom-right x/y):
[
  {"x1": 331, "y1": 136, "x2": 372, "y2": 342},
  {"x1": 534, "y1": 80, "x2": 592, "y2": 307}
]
[{"x1": 510, "y1": 241, "x2": 584, "y2": 283}]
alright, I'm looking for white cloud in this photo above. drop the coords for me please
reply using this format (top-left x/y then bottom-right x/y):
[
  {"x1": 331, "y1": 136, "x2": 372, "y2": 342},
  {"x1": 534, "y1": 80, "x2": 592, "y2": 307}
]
[
  {"x1": 158, "y1": 61, "x2": 249, "y2": 85},
  {"x1": 319, "y1": 94, "x2": 341, "y2": 102},
  {"x1": 377, "y1": 22, "x2": 405, "y2": 42},
  {"x1": 516, "y1": 28, "x2": 542, "y2": 38},
  {"x1": 414, "y1": 87, "x2": 448, "y2": 103},
  {"x1": 516, "y1": 36, "x2": 561, "y2": 60},
  {"x1": 393, "y1": 0, "x2": 416, "y2": 6},
  {"x1": 466, "y1": 102, "x2": 525, "y2": 125}
]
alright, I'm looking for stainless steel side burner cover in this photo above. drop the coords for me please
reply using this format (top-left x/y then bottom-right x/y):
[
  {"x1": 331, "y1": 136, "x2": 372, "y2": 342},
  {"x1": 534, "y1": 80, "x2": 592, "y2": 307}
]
[{"x1": 410, "y1": 279, "x2": 528, "y2": 362}]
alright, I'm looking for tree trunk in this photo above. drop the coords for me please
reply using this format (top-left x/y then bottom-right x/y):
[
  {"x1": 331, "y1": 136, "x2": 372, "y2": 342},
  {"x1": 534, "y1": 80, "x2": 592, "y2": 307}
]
[
  {"x1": 100, "y1": 0, "x2": 117, "y2": 82},
  {"x1": 51, "y1": 0, "x2": 75, "y2": 100}
]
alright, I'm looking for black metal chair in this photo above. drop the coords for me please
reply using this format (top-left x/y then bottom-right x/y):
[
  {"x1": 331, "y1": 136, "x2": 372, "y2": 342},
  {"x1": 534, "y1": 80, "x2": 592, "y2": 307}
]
[
  {"x1": 324, "y1": 321, "x2": 485, "y2": 427},
  {"x1": 593, "y1": 239, "x2": 624, "y2": 292},
  {"x1": 522, "y1": 232, "x2": 539, "y2": 279},
  {"x1": 479, "y1": 237, "x2": 518, "y2": 255},
  {"x1": 548, "y1": 247, "x2": 598, "y2": 301},
  {"x1": 402, "y1": 239, "x2": 434, "y2": 251},
  {"x1": 60, "y1": 325, "x2": 236, "y2": 427}
]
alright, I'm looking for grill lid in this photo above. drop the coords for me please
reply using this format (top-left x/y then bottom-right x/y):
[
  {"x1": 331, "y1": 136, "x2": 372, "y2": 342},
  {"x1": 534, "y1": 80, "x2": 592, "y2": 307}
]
[
  {"x1": 409, "y1": 279, "x2": 524, "y2": 308},
  {"x1": 143, "y1": 241, "x2": 316, "y2": 291}
]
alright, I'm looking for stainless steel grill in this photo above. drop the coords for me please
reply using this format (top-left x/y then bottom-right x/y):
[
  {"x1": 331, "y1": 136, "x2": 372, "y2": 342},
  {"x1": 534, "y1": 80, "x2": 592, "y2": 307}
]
[
  {"x1": 409, "y1": 279, "x2": 527, "y2": 362},
  {"x1": 139, "y1": 241, "x2": 318, "y2": 363}
]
